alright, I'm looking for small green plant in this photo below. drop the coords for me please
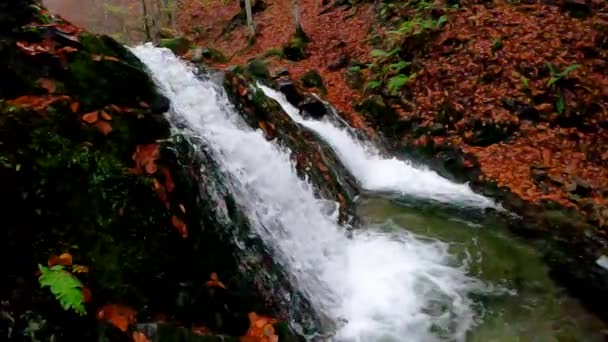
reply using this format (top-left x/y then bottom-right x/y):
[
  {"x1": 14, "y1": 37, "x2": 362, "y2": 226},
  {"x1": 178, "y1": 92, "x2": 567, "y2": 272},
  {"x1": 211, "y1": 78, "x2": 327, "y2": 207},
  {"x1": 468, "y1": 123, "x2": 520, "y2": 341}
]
[
  {"x1": 387, "y1": 73, "x2": 415, "y2": 95},
  {"x1": 492, "y1": 37, "x2": 503, "y2": 52},
  {"x1": 365, "y1": 80, "x2": 382, "y2": 91},
  {"x1": 38, "y1": 265, "x2": 86, "y2": 316},
  {"x1": 555, "y1": 91, "x2": 566, "y2": 114},
  {"x1": 546, "y1": 63, "x2": 579, "y2": 88},
  {"x1": 370, "y1": 47, "x2": 401, "y2": 58}
]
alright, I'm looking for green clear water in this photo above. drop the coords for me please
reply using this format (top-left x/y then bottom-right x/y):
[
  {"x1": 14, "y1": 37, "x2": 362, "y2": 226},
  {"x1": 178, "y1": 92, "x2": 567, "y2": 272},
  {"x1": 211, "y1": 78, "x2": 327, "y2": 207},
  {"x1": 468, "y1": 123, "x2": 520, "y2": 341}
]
[{"x1": 358, "y1": 196, "x2": 607, "y2": 342}]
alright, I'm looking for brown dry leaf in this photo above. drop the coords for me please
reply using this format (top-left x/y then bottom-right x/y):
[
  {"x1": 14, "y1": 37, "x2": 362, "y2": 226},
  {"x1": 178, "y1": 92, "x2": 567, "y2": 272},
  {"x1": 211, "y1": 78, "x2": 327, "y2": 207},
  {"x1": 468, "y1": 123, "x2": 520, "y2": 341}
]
[
  {"x1": 541, "y1": 149, "x2": 551, "y2": 165},
  {"x1": 171, "y1": 216, "x2": 188, "y2": 239},
  {"x1": 91, "y1": 54, "x2": 103, "y2": 62},
  {"x1": 205, "y1": 272, "x2": 227, "y2": 289},
  {"x1": 57, "y1": 46, "x2": 78, "y2": 54},
  {"x1": 37, "y1": 78, "x2": 56, "y2": 94},
  {"x1": 132, "y1": 332, "x2": 151, "y2": 342},
  {"x1": 179, "y1": 203, "x2": 186, "y2": 213},
  {"x1": 192, "y1": 325, "x2": 213, "y2": 336},
  {"x1": 82, "y1": 286, "x2": 92, "y2": 303},
  {"x1": 70, "y1": 102, "x2": 80, "y2": 113},
  {"x1": 72, "y1": 265, "x2": 89, "y2": 273},
  {"x1": 96, "y1": 121, "x2": 113, "y2": 135},
  {"x1": 48, "y1": 252, "x2": 73, "y2": 267},
  {"x1": 103, "y1": 56, "x2": 120, "y2": 62},
  {"x1": 82, "y1": 111, "x2": 99, "y2": 124},
  {"x1": 101, "y1": 111, "x2": 112, "y2": 121},
  {"x1": 242, "y1": 312, "x2": 279, "y2": 342},
  {"x1": 97, "y1": 304, "x2": 136, "y2": 332}
]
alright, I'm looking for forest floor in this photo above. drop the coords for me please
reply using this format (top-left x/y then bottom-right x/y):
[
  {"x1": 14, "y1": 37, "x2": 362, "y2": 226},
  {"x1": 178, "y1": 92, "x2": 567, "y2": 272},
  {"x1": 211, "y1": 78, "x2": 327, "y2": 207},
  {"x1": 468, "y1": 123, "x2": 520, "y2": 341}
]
[{"x1": 176, "y1": 0, "x2": 608, "y2": 234}]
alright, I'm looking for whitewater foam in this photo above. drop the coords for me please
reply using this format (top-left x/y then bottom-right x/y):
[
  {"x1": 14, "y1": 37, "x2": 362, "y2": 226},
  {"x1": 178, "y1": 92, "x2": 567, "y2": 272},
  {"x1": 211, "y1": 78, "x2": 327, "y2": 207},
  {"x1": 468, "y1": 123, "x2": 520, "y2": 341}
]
[
  {"x1": 259, "y1": 85, "x2": 499, "y2": 210},
  {"x1": 132, "y1": 45, "x2": 493, "y2": 341}
]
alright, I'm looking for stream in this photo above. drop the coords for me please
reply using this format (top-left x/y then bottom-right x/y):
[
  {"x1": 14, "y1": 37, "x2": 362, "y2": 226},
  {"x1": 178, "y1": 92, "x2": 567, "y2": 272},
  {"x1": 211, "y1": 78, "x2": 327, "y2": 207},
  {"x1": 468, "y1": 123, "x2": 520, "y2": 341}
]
[{"x1": 132, "y1": 45, "x2": 606, "y2": 341}]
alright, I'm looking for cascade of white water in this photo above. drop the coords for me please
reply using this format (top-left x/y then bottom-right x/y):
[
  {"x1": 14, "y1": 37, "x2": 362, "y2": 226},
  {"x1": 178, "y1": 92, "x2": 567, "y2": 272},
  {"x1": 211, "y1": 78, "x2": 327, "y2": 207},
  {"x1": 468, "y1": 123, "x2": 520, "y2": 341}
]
[
  {"x1": 132, "y1": 45, "x2": 494, "y2": 341},
  {"x1": 259, "y1": 85, "x2": 499, "y2": 210}
]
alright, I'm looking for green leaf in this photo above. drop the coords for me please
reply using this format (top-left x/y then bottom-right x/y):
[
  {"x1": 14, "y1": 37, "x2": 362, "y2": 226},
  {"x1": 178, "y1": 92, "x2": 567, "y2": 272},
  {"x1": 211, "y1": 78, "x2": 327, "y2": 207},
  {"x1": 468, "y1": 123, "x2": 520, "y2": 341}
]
[
  {"x1": 370, "y1": 47, "x2": 400, "y2": 58},
  {"x1": 555, "y1": 93, "x2": 565, "y2": 114},
  {"x1": 38, "y1": 265, "x2": 86, "y2": 316},
  {"x1": 348, "y1": 66, "x2": 361, "y2": 72},
  {"x1": 365, "y1": 80, "x2": 382, "y2": 90},
  {"x1": 437, "y1": 15, "x2": 448, "y2": 26},
  {"x1": 560, "y1": 63, "x2": 579, "y2": 77},
  {"x1": 388, "y1": 74, "x2": 413, "y2": 95},
  {"x1": 386, "y1": 60, "x2": 410, "y2": 72},
  {"x1": 547, "y1": 76, "x2": 559, "y2": 88}
]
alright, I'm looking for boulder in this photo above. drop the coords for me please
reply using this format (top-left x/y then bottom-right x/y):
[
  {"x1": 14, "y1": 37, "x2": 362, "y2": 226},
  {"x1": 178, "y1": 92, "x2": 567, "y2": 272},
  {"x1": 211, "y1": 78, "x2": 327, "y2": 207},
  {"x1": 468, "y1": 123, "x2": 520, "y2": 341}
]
[
  {"x1": 277, "y1": 79, "x2": 304, "y2": 106},
  {"x1": 299, "y1": 94, "x2": 328, "y2": 119},
  {"x1": 300, "y1": 70, "x2": 326, "y2": 94},
  {"x1": 246, "y1": 58, "x2": 270, "y2": 79},
  {"x1": 160, "y1": 37, "x2": 192, "y2": 55}
]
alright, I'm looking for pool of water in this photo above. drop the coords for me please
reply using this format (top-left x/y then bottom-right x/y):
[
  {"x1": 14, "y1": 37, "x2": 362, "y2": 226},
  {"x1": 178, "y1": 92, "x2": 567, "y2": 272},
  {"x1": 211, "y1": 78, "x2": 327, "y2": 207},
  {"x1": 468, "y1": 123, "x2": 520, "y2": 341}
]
[{"x1": 358, "y1": 196, "x2": 607, "y2": 341}]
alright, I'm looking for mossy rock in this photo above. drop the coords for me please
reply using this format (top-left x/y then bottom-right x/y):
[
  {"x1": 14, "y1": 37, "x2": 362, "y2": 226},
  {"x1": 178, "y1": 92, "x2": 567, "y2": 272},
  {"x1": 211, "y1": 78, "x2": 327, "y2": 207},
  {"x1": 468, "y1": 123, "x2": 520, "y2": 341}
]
[
  {"x1": 160, "y1": 37, "x2": 192, "y2": 55},
  {"x1": 246, "y1": 58, "x2": 270, "y2": 80},
  {"x1": 283, "y1": 36, "x2": 308, "y2": 61},
  {"x1": 300, "y1": 70, "x2": 325, "y2": 94},
  {"x1": 192, "y1": 47, "x2": 228, "y2": 63}
]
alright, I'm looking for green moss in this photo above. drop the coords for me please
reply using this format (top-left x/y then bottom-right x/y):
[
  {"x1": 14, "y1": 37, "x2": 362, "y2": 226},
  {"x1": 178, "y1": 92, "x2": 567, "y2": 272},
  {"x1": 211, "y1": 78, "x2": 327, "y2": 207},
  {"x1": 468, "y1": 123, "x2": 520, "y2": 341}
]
[
  {"x1": 283, "y1": 36, "x2": 308, "y2": 61},
  {"x1": 300, "y1": 70, "x2": 325, "y2": 94},
  {"x1": 246, "y1": 58, "x2": 270, "y2": 79},
  {"x1": 160, "y1": 37, "x2": 192, "y2": 55}
]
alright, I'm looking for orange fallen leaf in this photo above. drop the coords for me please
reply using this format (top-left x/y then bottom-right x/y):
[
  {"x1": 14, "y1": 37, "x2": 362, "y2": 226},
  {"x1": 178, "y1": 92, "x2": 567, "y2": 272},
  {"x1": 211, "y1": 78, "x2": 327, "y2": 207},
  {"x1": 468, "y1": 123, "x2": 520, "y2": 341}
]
[
  {"x1": 37, "y1": 78, "x2": 56, "y2": 94},
  {"x1": 192, "y1": 325, "x2": 213, "y2": 336},
  {"x1": 82, "y1": 286, "x2": 92, "y2": 303},
  {"x1": 72, "y1": 265, "x2": 89, "y2": 273},
  {"x1": 70, "y1": 102, "x2": 80, "y2": 113},
  {"x1": 48, "y1": 252, "x2": 73, "y2": 267},
  {"x1": 242, "y1": 312, "x2": 278, "y2": 342},
  {"x1": 82, "y1": 111, "x2": 99, "y2": 124},
  {"x1": 132, "y1": 331, "x2": 151, "y2": 342},
  {"x1": 205, "y1": 272, "x2": 227, "y2": 289},
  {"x1": 101, "y1": 111, "x2": 112, "y2": 121},
  {"x1": 57, "y1": 46, "x2": 78, "y2": 54},
  {"x1": 103, "y1": 56, "x2": 120, "y2": 62},
  {"x1": 171, "y1": 215, "x2": 188, "y2": 239},
  {"x1": 145, "y1": 161, "x2": 158, "y2": 174},
  {"x1": 97, "y1": 304, "x2": 136, "y2": 332},
  {"x1": 96, "y1": 121, "x2": 113, "y2": 135}
]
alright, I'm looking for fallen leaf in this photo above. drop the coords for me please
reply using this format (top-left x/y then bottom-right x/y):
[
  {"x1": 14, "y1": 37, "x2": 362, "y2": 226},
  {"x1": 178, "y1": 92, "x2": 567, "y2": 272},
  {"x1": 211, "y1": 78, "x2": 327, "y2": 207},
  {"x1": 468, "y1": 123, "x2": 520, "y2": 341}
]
[
  {"x1": 171, "y1": 215, "x2": 188, "y2": 239},
  {"x1": 103, "y1": 56, "x2": 120, "y2": 62},
  {"x1": 97, "y1": 304, "x2": 136, "y2": 332},
  {"x1": 192, "y1": 325, "x2": 213, "y2": 336},
  {"x1": 132, "y1": 332, "x2": 150, "y2": 342},
  {"x1": 57, "y1": 46, "x2": 78, "y2": 54},
  {"x1": 139, "y1": 101, "x2": 150, "y2": 108},
  {"x1": 37, "y1": 78, "x2": 56, "y2": 94},
  {"x1": 96, "y1": 121, "x2": 113, "y2": 135},
  {"x1": 70, "y1": 102, "x2": 80, "y2": 113},
  {"x1": 205, "y1": 272, "x2": 227, "y2": 289},
  {"x1": 82, "y1": 111, "x2": 99, "y2": 124},
  {"x1": 100, "y1": 111, "x2": 112, "y2": 121},
  {"x1": 541, "y1": 149, "x2": 551, "y2": 165},
  {"x1": 82, "y1": 286, "x2": 92, "y2": 303},
  {"x1": 91, "y1": 54, "x2": 103, "y2": 61},
  {"x1": 145, "y1": 162, "x2": 158, "y2": 174},
  {"x1": 48, "y1": 252, "x2": 73, "y2": 267},
  {"x1": 72, "y1": 265, "x2": 89, "y2": 273}
]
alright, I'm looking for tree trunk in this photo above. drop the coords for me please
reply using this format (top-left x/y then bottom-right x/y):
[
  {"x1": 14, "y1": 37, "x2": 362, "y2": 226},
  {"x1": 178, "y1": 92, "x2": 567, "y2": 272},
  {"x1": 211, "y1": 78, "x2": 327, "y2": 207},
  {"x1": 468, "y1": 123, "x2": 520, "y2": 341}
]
[
  {"x1": 141, "y1": 0, "x2": 152, "y2": 41},
  {"x1": 244, "y1": 0, "x2": 255, "y2": 37}
]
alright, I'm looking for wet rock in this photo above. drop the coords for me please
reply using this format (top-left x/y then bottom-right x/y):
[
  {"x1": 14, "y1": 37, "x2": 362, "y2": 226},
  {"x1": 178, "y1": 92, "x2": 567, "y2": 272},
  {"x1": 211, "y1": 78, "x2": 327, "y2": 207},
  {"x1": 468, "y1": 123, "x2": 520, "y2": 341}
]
[
  {"x1": 160, "y1": 37, "x2": 191, "y2": 55},
  {"x1": 283, "y1": 36, "x2": 308, "y2": 61},
  {"x1": 299, "y1": 94, "x2": 328, "y2": 119},
  {"x1": 532, "y1": 168, "x2": 549, "y2": 182},
  {"x1": 562, "y1": 0, "x2": 592, "y2": 18},
  {"x1": 346, "y1": 68, "x2": 364, "y2": 90},
  {"x1": 277, "y1": 79, "x2": 304, "y2": 107},
  {"x1": 463, "y1": 118, "x2": 519, "y2": 146},
  {"x1": 573, "y1": 176, "x2": 594, "y2": 196},
  {"x1": 192, "y1": 47, "x2": 227, "y2": 63},
  {"x1": 273, "y1": 68, "x2": 289, "y2": 78},
  {"x1": 327, "y1": 54, "x2": 349, "y2": 71}
]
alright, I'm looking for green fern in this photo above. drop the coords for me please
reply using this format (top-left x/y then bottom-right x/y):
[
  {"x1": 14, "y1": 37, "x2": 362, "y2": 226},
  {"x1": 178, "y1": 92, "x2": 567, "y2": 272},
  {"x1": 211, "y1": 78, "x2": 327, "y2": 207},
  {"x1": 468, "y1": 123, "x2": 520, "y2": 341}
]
[{"x1": 38, "y1": 265, "x2": 86, "y2": 316}]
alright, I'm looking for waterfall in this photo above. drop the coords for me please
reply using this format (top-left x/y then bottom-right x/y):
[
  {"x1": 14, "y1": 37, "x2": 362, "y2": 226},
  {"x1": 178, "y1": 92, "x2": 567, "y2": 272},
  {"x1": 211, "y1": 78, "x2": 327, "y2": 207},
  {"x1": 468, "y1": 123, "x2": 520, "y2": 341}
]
[
  {"x1": 259, "y1": 85, "x2": 499, "y2": 210},
  {"x1": 132, "y1": 45, "x2": 495, "y2": 341}
]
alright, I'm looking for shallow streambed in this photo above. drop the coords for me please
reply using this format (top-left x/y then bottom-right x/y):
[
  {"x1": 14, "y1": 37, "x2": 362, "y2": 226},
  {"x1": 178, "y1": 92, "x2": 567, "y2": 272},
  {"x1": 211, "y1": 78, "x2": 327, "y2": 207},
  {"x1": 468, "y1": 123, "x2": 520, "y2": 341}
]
[{"x1": 358, "y1": 196, "x2": 606, "y2": 341}]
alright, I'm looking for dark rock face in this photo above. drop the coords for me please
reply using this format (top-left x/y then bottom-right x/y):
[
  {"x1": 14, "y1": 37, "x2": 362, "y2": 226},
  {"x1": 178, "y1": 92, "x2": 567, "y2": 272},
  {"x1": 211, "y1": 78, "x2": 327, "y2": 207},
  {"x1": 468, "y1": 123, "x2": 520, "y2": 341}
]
[
  {"x1": 277, "y1": 79, "x2": 304, "y2": 107},
  {"x1": 299, "y1": 94, "x2": 328, "y2": 119}
]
